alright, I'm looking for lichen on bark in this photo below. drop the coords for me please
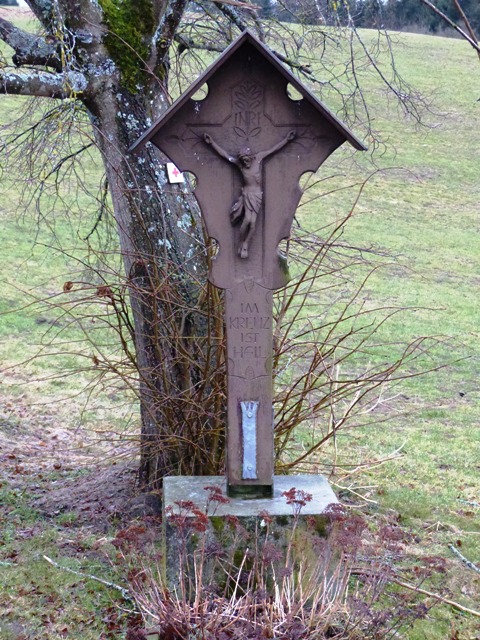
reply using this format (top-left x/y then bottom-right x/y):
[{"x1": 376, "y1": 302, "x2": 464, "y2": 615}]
[{"x1": 98, "y1": 0, "x2": 155, "y2": 92}]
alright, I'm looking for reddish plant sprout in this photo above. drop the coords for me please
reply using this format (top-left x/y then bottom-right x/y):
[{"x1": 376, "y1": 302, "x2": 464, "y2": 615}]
[
  {"x1": 112, "y1": 525, "x2": 148, "y2": 551},
  {"x1": 204, "y1": 484, "x2": 230, "y2": 514},
  {"x1": 225, "y1": 514, "x2": 240, "y2": 528},
  {"x1": 165, "y1": 503, "x2": 192, "y2": 531},
  {"x1": 422, "y1": 555, "x2": 447, "y2": 573},
  {"x1": 204, "y1": 539, "x2": 225, "y2": 560},
  {"x1": 166, "y1": 500, "x2": 209, "y2": 533},
  {"x1": 335, "y1": 513, "x2": 368, "y2": 555},
  {"x1": 126, "y1": 629, "x2": 147, "y2": 640},
  {"x1": 282, "y1": 487, "x2": 313, "y2": 515},
  {"x1": 411, "y1": 554, "x2": 448, "y2": 580},
  {"x1": 322, "y1": 503, "x2": 370, "y2": 556},
  {"x1": 324, "y1": 502, "x2": 346, "y2": 521},
  {"x1": 127, "y1": 567, "x2": 146, "y2": 585},
  {"x1": 310, "y1": 533, "x2": 327, "y2": 556},
  {"x1": 225, "y1": 514, "x2": 250, "y2": 546},
  {"x1": 258, "y1": 509, "x2": 273, "y2": 525},
  {"x1": 377, "y1": 524, "x2": 406, "y2": 555},
  {"x1": 262, "y1": 542, "x2": 283, "y2": 565},
  {"x1": 252, "y1": 587, "x2": 268, "y2": 603},
  {"x1": 191, "y1": 508, "x2": 209, "y2": 533},
  {"x1": 178, "y1": 500, "x2": 197, "y2": 510},
  {"x1": 278, "y1": 566, "x2": 293, "y2": 579}
]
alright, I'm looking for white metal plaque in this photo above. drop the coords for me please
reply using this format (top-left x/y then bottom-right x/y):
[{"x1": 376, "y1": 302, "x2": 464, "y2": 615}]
[{"x1": 240, "y1": 400, "x2": 258, "y2": 480}]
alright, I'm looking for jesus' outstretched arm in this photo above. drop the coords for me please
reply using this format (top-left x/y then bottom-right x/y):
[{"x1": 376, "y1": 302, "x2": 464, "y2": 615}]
[
  {"x1": 256, "y1": 130, "x2": 296, "y2": 162},
  {"x1": 204, "y1": 133, "x2": 237, "y2": 165}
]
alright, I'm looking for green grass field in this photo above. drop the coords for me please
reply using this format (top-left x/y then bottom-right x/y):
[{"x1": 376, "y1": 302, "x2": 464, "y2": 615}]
[{"x1": 1, "y1": 10, "x2": 479, "y2": 640}]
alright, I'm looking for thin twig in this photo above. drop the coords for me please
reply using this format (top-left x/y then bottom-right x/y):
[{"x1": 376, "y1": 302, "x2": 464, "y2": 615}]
[
  {"x1": 352, "y1": 569, "x2": 480, "y2": 617},
  {"x1": 211, "y1": 0, "x2": 259, "y2": 8},
  {"x1": 448, "y1": 544, "x2": 480, "y2": 574},
  {"x1": 458, "y1": 499, "x2": 480, "y2": 508},
  {"x1": 391, "y1": 577, "x2": 480, "y2": 617},
  {"x1": 452, "y1": 0, "x2": 480, "y2": 62},
  {"x1": 43, "y1": 555, "x2": 134, "y2": 602},
  {"x1": 331, "y1": 483, "x2": 378, "y2": 504},
  {"x1": 418, "y1": 0, "x2": 480, "y2": 53}
]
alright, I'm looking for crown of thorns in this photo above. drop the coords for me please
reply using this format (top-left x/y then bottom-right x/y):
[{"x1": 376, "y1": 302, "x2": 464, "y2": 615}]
[{"x1": 238, "y1": 147, "x2": 252, "y2": 159}]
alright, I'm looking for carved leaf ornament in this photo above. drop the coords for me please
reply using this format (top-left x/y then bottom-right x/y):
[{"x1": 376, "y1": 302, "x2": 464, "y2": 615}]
[{"x1": 233, "y1": 81, "x2": 262, "y2": 139}]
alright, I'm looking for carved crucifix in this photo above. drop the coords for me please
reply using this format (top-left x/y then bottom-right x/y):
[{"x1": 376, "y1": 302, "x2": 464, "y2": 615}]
[
  {"x1": 204, "y1": 130, "x2": 297, "y2": 259},
  {"x1": 131, "y1": 31, "x2": 365, "y2": 497}
]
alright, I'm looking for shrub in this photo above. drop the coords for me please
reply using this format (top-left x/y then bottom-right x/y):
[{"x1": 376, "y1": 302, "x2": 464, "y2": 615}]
[{"x1": 125, "y1": 489, "x2": 431, "y2": 639}]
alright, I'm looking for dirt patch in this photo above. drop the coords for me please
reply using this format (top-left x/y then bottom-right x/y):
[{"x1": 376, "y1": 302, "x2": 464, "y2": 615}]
[
  {"x1": 2, "y1": 443, "x2": 160, "y2": 530},
  {"x1": 0, "y1": 389, "x2": 101, "y2": 470},
  {"x1": 0, "y1": 378, "x2": 157, "y2": 531},
  {"x1": 32, "y1": 461, "x2": 145, "y2": 528}
]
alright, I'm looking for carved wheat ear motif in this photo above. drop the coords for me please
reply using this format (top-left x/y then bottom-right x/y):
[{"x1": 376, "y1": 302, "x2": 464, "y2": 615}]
[
  {"x1": 233, "y1": 80, "x2": 263, "y2": 140},
  {"x1": 240, "y1": 400, "x2": 259, "y2": 480}
]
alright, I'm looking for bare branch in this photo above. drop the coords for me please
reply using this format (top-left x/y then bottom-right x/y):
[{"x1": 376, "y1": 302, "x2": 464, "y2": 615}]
[
  {"x1": 0, "y1": 68, "x2": 85, "y2": 99},
  {"x1": 419, "y1": 0, "x2": 480, "y2": 54},
  {"x1": 174, "y1": 32, "x2": 310, "y2": 79},
  {"x1": 352, "y1": 27, "x2": 427, "y2": 124},
  {"x1": 211, "y1": 0, "x2": 260, "y2": 8},
  {"x1": 43, "y1": 555, "x2": 133, "y2": 602},
  {"x1": 352, "y1": 569, "x2": 480, "y2": 617},
  {"x1": 0, "y1": 15, "x2": 61, "y2": 70},
  {"x1": 175, "y1": 33, "x2": 224, "y2": 55},
  {"x1": 152, "y1": 0, "x2": 191, "y2": 73},
  {"x1": 448, "y1": 543, "x2": 480, "y2": 574},
  {"x1": 214, "y1": 2, "x2": 250, "y2": 33},
  {"x1": 271, "y1": 48, "x2": 314, "y2": 78},
  {"x1": 452, "y1": 0, "x2": 480, "y2": 61}
]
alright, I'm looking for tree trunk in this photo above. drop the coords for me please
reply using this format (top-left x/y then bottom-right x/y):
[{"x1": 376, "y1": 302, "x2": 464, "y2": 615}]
[
  {"x1": 0, "y1": 0, "x2": 227, "y2": 489},
  {"x1": 87, "y1": 84, "x2": 225, "y2": 488}
]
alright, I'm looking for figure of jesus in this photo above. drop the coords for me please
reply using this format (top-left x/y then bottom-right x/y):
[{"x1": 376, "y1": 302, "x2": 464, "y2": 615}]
[{"x1": 204, "y1": 130, "x2": 296, "y2": 259}]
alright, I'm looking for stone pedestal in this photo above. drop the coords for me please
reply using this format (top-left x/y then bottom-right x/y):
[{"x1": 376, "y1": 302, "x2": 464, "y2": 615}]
[{"x1": 163, "y1": 474, "x2": 338, "y2": 589}]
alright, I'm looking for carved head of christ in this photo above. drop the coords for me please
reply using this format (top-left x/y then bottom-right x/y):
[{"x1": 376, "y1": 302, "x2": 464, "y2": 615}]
[{"x1": 238, "y1": 147, "x2": 253, "y2": 167}]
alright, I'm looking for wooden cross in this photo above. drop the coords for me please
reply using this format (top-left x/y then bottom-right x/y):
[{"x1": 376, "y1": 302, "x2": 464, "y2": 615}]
[{"x1": 132, "y1": 31, "x2": 365, "y2": 496}]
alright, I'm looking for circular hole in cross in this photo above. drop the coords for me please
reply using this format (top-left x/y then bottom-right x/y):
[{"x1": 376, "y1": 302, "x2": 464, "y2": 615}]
[
  {"x1": 191, "y1": 83, "x2": 209, "y2": 101},
  {"x1": 286, "y1": 83, "x2": 303, "y2": 101},
  {"x1": 182, "y1": 170, "x2": 197, "y2": 189}
]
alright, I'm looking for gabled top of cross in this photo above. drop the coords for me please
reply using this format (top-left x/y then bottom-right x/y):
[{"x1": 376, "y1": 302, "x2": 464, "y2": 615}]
[
  {"x1": 131, "y1": 30, "x2": 366, "y2": 290},
  {"x1": 132, "y1": 30, "x2": 366, "y2": 154}
]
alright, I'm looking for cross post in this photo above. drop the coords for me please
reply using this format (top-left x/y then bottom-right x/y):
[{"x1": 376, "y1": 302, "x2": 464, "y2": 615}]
[{"x1": 131, "y1": 31, "x2": 365, "y2": 497}]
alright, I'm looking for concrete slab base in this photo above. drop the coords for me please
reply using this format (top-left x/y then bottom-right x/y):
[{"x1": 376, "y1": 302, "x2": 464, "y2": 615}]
[
  {"x1": 162, "y1": 475, "x2": 338, "y2": 589},
  {"x1": 163, "y1": 474, "x2": 337, "y2": 516}
]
